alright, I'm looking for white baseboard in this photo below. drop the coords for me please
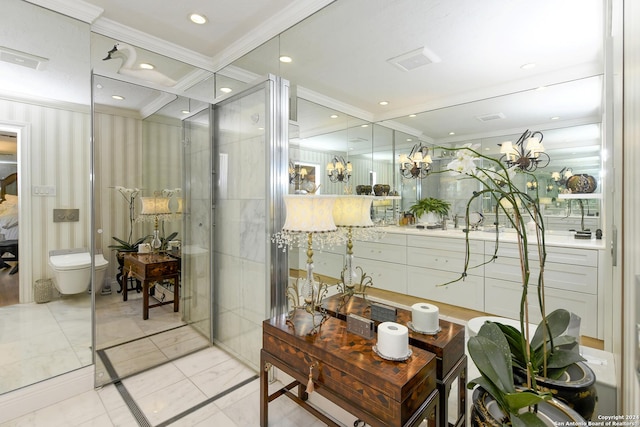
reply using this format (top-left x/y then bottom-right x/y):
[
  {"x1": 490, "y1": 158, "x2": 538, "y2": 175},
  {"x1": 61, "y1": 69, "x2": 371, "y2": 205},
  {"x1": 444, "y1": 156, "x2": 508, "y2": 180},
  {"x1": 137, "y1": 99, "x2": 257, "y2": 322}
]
[{"x1": 0, "y1": 366, "x2": 94, "y2": 424}]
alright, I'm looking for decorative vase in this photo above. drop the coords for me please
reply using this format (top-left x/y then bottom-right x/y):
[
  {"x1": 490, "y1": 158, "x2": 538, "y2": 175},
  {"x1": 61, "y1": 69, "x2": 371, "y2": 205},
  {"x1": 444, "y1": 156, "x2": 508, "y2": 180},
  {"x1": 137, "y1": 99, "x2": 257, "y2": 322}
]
[
  {"x1": 566, "y1": 174, "x2": 597, "y2": 193},
  {"x1": 513, "y1": 361, "x2": 598, "y2": 421},
  {"x1": 471, "y1": 387, "x2": 586, "y2": 426}
]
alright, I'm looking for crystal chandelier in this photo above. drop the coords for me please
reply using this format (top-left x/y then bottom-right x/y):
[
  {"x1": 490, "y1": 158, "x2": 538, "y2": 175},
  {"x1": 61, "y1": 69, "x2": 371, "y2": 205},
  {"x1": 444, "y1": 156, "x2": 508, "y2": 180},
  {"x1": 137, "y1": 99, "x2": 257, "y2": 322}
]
[
  {"x1": 399, "y1": 143, "x2": 432, "y2": 179},
  {"x1": 499, "y1": 129, "x2": 550, "y2": 172}
]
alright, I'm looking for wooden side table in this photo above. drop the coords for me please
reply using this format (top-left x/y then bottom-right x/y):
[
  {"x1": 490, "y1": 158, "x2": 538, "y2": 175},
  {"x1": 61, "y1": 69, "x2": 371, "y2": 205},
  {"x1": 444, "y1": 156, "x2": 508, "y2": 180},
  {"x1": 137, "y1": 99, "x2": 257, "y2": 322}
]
[
  {"x1": 262, "y1": 312, "x2": 439, "y2": 427},
  {"x1": 122, "y1": 253, "x2": 179, "y2": 320},
  {"x1": 321, "y1": 294, "x2": 467, "y2": 427}
]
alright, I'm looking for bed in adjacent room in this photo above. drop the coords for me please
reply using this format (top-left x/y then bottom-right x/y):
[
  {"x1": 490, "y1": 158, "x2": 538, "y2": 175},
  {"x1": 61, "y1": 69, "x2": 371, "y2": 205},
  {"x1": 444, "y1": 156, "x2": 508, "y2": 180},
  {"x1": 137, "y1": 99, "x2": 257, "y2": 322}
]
[{"x1": 0, "y1": 173, "x2": 18, "y2": 274}]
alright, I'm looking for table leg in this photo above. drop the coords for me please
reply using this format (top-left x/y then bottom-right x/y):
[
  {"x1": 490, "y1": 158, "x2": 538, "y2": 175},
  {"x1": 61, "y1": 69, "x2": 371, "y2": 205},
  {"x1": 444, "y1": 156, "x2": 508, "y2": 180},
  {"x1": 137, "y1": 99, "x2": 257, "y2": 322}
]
[
  {"x1": 173, "y1": 275, "x2": 179, "y2": 312},
  {"x1": 260, "y1": 350, "x2": 268, "y2": 427},
  {"x1": 143, "y1": 280, "x2": 149, "y2": 320},
  {"x1": 122, "y1": 271, "x2": 128, "y2": 301}
]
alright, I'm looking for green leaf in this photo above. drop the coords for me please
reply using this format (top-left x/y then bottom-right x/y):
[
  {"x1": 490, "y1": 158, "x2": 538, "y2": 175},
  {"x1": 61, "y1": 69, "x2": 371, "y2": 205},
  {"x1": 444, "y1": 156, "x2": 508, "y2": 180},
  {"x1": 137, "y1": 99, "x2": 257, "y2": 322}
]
[
  {"x1": 512, "y1": 411, "x2": 548, "y2": 427},
  {"x1": 468, "y1": 325, "x2": 515, "y2": 394},
  {"x1": 503, "y1": 390, "x2": 549, "y2": 410},
  {"x1": 546, "y1": 349, "x2": 586, "y2": 369},
  {"x1": 531, "y1": 309, "x2": 570, "y2": 351}
]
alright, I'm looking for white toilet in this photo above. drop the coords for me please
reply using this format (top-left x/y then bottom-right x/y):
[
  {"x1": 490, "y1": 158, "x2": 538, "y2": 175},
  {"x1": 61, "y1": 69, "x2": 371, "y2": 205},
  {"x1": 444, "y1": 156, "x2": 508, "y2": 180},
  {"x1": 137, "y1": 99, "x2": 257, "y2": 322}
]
[{"x1": 48, "y1": 249, "x2": 109, "y2": 294}]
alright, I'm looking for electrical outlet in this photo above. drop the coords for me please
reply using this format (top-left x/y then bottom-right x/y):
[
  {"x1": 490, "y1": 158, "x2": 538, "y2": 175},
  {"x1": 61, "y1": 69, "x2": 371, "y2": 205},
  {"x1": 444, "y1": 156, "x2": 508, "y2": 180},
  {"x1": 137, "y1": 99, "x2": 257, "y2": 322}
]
[{"x1": 33, "y1": 185, "x2": 56, "y2": 196}]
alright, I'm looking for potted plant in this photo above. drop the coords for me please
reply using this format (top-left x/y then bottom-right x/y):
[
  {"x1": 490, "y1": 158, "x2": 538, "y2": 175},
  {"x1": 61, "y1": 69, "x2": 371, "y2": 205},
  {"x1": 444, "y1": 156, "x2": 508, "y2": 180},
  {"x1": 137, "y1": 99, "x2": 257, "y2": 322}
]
[
  {"x1": 408, "y1": 197, "x2": 450, "y2": 225},
  {"x1": 468, "y1": 322, "x2": 586, "y2": 426},
  {"x1": 445, "y1": 140, "x2": 595, "y2": 424}
]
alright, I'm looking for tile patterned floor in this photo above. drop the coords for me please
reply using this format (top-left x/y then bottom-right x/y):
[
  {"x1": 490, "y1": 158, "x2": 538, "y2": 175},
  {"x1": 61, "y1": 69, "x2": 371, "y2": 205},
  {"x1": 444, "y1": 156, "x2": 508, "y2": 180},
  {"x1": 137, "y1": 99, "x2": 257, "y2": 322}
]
[{"x1": 0, "y1": 346, "x2": 336, "y2": 427}]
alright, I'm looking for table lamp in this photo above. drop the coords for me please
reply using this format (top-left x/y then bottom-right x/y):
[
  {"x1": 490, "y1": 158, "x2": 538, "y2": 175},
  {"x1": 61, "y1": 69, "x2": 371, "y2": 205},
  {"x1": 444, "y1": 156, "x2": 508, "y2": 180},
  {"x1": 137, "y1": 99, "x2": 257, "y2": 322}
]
[
  {"x1": 332, "y1": 196, "x2": 376, "y2": 300},
  {"x1": 275, "y1": 195, "x2": 340, "y2": 332},
  {"x1": 138, "y1": 195, "x2": 172, "y2": 253}
]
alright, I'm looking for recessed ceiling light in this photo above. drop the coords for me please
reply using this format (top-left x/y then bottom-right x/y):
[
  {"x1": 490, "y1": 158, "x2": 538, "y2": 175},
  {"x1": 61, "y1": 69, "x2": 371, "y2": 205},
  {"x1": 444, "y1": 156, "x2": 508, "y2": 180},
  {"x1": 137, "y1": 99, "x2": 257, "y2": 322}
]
[
  {"x1": 449, "y1": 132, "x2": 455, "y2": 136},
  {"x1": 360, "y1": 124, "x2": 369, "y2": 128},
  {"x1": 181, "y1": 109, "x2": 190, "y2": 114},
  {"x1": 220, "y1": 87, "x2": 232, "y2": 93},
  {"x1": 379, "y1": 101, "x2": 389, "y2": 106},
  {"x1": 96, "y1": 84, "x2": 103, "y2": 89},
  {"x1": 551, "y1": 116, "x2": 560, "y2": 120},
  {"x1": 330, "y1": 114, "x2": 338, "y2": 119},
  {"x1": 279, "y1": 55, "x2": 292, "y2": 63},
  {"x1": 189, "y1": 13, "x2": 207, "y2": 24},
  {"x1": 111, "y1": 95, "x2": 124, "y2": 100},
  {"x1": 406, "y1": 138, "x2": 413, "y2": 142},
  {"x1": 408, "y1": 114, "x2": 416, "y2": 118},
  {"x1": 536, "y1": 86, "x2": 547, "y2": 91},
  {"x1": 139, "y1": 63, "x2": 154, "y2": 70},
  {"x1": 520, "y1": 63, "x2": 536, "y2": 70}
]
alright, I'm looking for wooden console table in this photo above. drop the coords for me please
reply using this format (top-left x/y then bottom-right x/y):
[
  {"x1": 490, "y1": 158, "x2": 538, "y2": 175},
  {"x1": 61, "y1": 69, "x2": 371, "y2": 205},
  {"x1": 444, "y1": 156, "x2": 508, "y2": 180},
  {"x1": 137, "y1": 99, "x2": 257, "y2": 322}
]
[
  {"x1": 321, "y1": 294, "x2": 467, "y2": 427},
  {"x1": 262, "y1": 312, "x2": 439, "y2": 427},
  {"x1": 122, "y1": 253, "x2": 179, "y2": 320}
]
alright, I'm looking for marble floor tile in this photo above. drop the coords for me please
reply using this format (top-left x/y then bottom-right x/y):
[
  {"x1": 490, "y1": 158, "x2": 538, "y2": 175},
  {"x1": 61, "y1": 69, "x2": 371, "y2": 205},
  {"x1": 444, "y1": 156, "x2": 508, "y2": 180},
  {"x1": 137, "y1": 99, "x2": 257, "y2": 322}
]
[
  {"x1": 189, "y1": 357, "x2": 256, "y2": 398},
  {"x1": 136, "y1": 378, "x2": 208, "y2": 425},
  {"x1": 167, "y1": 403, "x2": 234, "y2": 427},
  {"x1": 122, "y1": 363, "x2": 187, "y2": 401},
  {"x1": 172, "y1": 346, "x2": 233, "y2": 378}
]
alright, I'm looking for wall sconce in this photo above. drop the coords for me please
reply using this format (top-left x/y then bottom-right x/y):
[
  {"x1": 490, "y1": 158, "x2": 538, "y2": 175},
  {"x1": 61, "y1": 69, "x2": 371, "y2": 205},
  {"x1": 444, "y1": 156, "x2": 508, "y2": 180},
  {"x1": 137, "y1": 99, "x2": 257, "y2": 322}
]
[
  {"x1": 326, "y1": 155, "x2": 352, "y2": 183},
  {"x1": 499, "y1": 129, "x2": 550, "y2": 172},
  {"x1": 288, "y1": 161, "x2": 308, "y2": 185},
  {"x1": 551, "y1": 167, "x2": 573, "y2": 185},
  {"x1": 399, "y1": 143, "x2": 432, "y2": 179}
]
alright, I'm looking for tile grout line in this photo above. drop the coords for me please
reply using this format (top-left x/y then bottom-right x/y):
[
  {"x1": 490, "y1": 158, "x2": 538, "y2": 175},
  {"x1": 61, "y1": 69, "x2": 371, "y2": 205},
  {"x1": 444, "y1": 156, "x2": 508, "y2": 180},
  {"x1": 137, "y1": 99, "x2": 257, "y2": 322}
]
[{"x1": 155, "y1": 375, "x2": 259, "y2": 427}]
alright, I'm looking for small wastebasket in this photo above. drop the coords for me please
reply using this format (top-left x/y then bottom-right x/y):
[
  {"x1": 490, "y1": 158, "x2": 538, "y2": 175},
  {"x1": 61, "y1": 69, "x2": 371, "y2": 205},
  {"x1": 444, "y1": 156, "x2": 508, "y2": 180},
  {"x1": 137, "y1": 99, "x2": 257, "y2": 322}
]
[{"x1": 34, "y1": 279, "x2": 52, "y2": 303}]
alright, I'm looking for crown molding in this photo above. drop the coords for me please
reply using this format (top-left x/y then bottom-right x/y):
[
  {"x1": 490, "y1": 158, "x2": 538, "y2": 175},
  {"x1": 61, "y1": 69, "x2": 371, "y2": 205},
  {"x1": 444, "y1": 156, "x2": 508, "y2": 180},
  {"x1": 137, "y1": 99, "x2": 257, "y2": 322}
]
[
  {"x1": 297, "y1": 86, "x2": 375, "y2": 123},
  {"x1": 24, "y1": 0, "x2": 103, "y2": 23},
  {"x1": 91, "y1": 18, "x2": 215, "y2": 71},
  {"x1": 209, "y1": 0, "x2": 335, "y2": 71}
]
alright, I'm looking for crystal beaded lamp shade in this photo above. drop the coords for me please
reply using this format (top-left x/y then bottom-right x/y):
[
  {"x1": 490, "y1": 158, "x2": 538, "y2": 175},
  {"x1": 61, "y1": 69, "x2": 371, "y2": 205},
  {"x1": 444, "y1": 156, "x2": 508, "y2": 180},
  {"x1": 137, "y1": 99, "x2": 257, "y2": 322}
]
[
  {"x1": 333, "y1": 196, "x2": 374, "y2": 227},
  {"x1": 282, "y1": 195, "x2": 337, "y2": 233},
  {"x1": 137, "y1": 196, "x2": 172, "y2": 222}
]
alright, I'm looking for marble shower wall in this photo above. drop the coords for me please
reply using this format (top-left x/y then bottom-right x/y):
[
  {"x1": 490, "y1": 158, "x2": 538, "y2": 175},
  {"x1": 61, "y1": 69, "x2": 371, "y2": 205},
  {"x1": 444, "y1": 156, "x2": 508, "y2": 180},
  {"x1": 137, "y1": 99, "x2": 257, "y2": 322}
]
[{"x1": 213, "y1": 88, "x2": 268, "y2": 371}]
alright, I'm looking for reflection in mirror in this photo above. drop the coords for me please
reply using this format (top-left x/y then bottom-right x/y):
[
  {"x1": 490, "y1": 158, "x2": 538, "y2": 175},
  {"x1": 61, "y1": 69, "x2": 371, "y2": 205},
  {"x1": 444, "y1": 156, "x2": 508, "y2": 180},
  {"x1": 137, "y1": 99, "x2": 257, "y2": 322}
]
[
  {"x1": 0, "y1": 0, "x2": 92, "y2": 395},
  {"x1": 93, "y1": 75, "x2": 210, "y2": 387}
]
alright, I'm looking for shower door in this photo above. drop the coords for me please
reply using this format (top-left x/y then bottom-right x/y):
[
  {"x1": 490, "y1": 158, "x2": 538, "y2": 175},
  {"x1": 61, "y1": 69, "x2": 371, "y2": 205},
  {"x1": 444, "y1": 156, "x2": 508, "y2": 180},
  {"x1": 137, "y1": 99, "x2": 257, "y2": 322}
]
[
  {"x1": 182, "y1": 107, "x2": 214, "y2": 339},
  {"x1": 211, "y1": 75, "x2": 289, "y2": 370}
]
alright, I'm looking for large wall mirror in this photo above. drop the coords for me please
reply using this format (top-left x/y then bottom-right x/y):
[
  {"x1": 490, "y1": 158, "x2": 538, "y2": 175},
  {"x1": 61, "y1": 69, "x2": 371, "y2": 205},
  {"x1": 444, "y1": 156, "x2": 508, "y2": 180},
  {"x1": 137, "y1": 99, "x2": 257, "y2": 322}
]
[
  {"x1": 91, "y1": 32, "x2": 215, "y2": 386},
  {"x1": 0, "y1": 0, "x2": 92, "y2": 395},
  {"x1": 224, "y1": 0, "x2": 605, "y2": 235}
]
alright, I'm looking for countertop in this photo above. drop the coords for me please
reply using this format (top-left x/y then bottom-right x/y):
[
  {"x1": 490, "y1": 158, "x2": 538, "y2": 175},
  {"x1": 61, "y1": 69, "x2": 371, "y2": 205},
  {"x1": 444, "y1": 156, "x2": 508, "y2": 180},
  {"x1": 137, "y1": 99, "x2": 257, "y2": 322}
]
[{"x1": 381, "y1": 225, "x2": 607, "y2": 250}]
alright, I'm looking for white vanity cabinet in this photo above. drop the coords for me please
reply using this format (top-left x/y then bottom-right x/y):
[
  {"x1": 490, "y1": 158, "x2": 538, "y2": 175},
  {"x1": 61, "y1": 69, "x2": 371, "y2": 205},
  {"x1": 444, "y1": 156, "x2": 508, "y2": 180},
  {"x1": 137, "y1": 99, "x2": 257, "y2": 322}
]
[
  {"x1": 288, "y1": 244, "x2": 344, "y2": 282},
  {"x1": 405, "y1": 236, "x2": 485, "y2": 311},
  {"x1": 484, "y1": 242, "x2": 599, "y2": 336},
  {"x1": 353, "y1": 233, "x2": 408, "y2": 293}
]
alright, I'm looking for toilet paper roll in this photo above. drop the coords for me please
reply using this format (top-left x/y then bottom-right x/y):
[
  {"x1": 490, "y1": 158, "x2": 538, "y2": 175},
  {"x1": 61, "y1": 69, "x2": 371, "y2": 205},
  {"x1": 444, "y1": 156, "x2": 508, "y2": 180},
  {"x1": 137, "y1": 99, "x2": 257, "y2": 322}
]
[
  {"x1": 411, "y1": 303, "x2": 439, "y2": 333},
  {"x1": 376, "y1": 321, "x2": 409, "y2": 359}
]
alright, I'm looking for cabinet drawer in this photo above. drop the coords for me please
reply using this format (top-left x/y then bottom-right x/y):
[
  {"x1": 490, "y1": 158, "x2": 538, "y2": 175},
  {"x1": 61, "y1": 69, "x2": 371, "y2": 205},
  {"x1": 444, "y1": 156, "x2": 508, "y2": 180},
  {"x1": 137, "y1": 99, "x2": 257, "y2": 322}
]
[
  {"x1": 313, "y1": 251, "x2": 344, "y2": 281},
  {"x1": 484, "y1": 278, "x2": 598, "y2": 338},
  {"x1": 408, "y1": 235, "x2": 484, "y2": 253},
  {"x1": 355, "y1": 240, "x2": 406, "y2": 264},
  {"x1": 407, "y1": 246, "x2": 484, "y2": 276},
  {"x1": 362, "y1": 232, "x2": 407, "y2": 246},
  {"x1": 484, "y1": 257, "x2": 597, "y2": 294},
  {"x1": 356, "y1": 258, "x2": 407, "y2": 294},
  {"x1": 407, "y1": 266, "x2": 484, "y2": 311},
  {"x1": 490, "y1": 242, "x2": 598, "y2": 267}
]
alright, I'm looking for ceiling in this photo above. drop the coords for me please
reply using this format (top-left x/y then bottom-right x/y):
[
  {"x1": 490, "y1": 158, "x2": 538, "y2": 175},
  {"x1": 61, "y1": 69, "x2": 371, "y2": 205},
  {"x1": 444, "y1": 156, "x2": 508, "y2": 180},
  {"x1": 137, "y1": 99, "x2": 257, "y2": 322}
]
[{"x1": 20, "y1": 0, "x2": 605, "y2": 146}]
